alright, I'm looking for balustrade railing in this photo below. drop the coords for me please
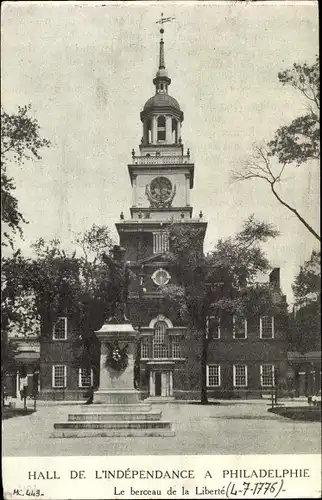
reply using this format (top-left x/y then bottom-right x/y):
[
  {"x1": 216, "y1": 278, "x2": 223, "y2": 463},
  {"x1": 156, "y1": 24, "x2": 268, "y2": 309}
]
[{"x1": 131, "y1": 155, "x2": 190, "y2": 165}]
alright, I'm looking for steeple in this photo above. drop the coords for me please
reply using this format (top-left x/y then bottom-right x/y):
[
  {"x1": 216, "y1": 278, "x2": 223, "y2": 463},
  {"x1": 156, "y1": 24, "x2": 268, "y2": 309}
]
[
  {"x1": 140, "y1": 14, "x2": 184, "y2": 148},
  {"x1": 153, "y1": 20, "x2": 172, "y2": 94},
  {"x1": 159, "y1": 30, "x2": 165, "y2": 69}
]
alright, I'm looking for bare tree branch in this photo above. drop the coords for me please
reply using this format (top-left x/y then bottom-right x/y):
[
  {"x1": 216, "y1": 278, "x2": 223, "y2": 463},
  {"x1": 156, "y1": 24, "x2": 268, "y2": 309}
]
[{"x1": 231, "y1": 144, "x2": 320, "y2": 242}]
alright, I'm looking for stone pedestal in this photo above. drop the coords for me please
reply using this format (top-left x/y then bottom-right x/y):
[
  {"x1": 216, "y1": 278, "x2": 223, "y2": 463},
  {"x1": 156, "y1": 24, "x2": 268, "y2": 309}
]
[
  {"x1": 94, "y1": 322, "x2": 140, "y2": 404},
  {"x1": 52, "y1": 321, "x2": 174, "y2": 438}
]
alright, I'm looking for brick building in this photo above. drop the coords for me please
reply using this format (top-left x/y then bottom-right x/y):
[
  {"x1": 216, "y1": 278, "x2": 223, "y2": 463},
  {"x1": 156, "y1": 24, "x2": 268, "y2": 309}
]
[{"x1": 38, "y1": 28, "x2": 289, "y2": 401}]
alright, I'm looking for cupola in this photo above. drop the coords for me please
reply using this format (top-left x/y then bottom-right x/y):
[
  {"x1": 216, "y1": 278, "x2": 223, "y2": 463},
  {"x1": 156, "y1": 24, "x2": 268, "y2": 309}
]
[{"x1": 140, "y1": 23, "x2": 184, "y2": 147}]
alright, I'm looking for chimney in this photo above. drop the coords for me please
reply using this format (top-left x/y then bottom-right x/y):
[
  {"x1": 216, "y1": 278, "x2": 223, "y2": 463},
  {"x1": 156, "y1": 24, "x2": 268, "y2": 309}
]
[{"x1": 269, "y1": 267, "x2": 280, "y2": 289}]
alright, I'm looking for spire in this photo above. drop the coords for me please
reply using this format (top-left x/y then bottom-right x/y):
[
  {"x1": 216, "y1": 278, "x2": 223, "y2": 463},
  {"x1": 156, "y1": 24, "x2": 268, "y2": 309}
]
[
  {"x1": 154, "y1": 13, "x2": 174, "y2": 93},
  {"x1": 159, "y1": 31, "x2": 165, "y2": 69}
]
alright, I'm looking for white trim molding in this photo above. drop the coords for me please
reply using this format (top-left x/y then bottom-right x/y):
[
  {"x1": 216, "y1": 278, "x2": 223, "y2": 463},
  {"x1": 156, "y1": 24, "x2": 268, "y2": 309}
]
[{"x1": 149, "y1": 314, "x2": 173, "y2": 329}]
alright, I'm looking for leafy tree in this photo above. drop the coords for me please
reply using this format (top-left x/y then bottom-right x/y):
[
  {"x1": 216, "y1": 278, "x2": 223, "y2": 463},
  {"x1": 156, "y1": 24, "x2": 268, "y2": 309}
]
[
  {"x1": 1, "y1": 250, "x2": 38, "y2": 405},
  {"x1": 292, "y1": 249, "x2": 320, "y2": 305},
  {"x1": 291, "y1": 250, "x2": 321, "y2": 353},
  {"x1": 231, "y1": 58, "x2": 320, "y2": 242},
  {"x1": 1, "y1": 225, "x2": 116, "y2": 395},
  {"x1": 268, "y1": 57, "x2": 319, "y2": 166},
  {"x1": 1, "y1": 105, "x2": 50, "y2": 247},
  {"x1": 162, "y1": 216, "x2": 284, "y2": 404}
]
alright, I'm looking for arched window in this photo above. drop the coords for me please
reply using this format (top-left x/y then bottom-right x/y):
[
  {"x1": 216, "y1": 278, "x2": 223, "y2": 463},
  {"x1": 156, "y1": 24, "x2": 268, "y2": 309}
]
[
  {"x1": 172, "y1": 118, "x2": 178, "y2": 143},
  {"x1": 153, "y1": 321, "x2": 169, "y2": 358},
  {"x1": 147, "y1": 119, "x2": 152, "y2": 144},
  {"x1": 157, "y1": 116, "x2": 166, "y2": 142}
]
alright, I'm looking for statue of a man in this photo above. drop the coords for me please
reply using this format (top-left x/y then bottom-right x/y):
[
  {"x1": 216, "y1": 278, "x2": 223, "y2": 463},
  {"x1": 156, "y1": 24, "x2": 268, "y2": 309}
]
[{"x1": 102, "y1": 245, "x2": 130, "y2": 324}]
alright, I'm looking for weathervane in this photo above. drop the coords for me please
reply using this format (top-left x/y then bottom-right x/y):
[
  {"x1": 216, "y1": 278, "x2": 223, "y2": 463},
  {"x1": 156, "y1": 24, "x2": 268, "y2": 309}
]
[{"x1": 156, "y1": 12, "x2": 175, "y2": 34}]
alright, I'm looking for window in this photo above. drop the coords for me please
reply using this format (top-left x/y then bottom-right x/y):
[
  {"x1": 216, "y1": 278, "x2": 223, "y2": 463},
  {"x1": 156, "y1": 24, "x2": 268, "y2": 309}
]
[
  {"x1": 78, "y1": 368, "x2": 93, "y2": 388},
  {"x1": 233, "y1": 316, "x2": 247, "y2": 339},
  {"x1": 172, "y1": 119, "x2": 178, "y2": 143},
  {"x1": 261, "y1": 364, "x2": 275, "y2": 387},
  {"x1": 52, "y1": 365, "x2": 67, "y2": 388},
  {"x1": 141, "y1": 337, "x2": 151, "y2": 359},
  {"x1": 153, "y1": 321, "x2": 169, "y2": 358},
  {"x1": 171, "y1": 336, "x2": 181, "y2": 358},
  {"x1": 153, "y1": 232, "x2": 169, "y2": 254},
  {"x1": 233, "y1": 365, "x2": 248, "y2": 387},
  {"x1": 207, "y1": 365, "x2": 221, "y2": 387},
  {"x1": 207, "y1": 316, "x2": 220, "y2": 339},
  {"x1": 151, "y1": 268, "x2": 171, "y2": 286},
  {"x1": 260, "y1": 316, "x2": 274, "y2": 339},
  {"x1": 157, "y1": 116, "x2": 166, "y2": 141},
  {"x1": 53, "y1": 317, "x2": 67, "y2": 340}
]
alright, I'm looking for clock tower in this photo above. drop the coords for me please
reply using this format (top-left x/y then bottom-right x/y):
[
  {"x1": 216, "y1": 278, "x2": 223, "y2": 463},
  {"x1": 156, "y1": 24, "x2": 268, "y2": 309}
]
[{"x1": 115, "y1": 22, "x2": 207, "y2": 400}]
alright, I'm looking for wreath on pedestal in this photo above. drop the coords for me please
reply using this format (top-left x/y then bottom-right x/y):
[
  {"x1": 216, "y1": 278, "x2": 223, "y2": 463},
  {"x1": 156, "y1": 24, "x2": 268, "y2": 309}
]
[{"x1": 105, "y1": 342, "x2": 128, "y2": 372}]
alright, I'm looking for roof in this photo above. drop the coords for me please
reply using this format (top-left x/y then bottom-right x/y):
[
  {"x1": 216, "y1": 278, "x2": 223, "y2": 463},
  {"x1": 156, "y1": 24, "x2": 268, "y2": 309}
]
[{"x1": 143, "y1": 93, "x2": 181, "y2": 111}]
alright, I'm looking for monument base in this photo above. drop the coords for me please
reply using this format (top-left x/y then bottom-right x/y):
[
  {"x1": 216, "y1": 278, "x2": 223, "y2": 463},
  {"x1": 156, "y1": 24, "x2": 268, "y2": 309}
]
[
  {"x1": 52, "y1": 321, "x2": 174, "y2": 437},
  {"x1": 52, "y1": 403, "x2": 175, "y2": 438},
  {"x1": 94, "y1": 389, "x2": 141, "y2": 405}
]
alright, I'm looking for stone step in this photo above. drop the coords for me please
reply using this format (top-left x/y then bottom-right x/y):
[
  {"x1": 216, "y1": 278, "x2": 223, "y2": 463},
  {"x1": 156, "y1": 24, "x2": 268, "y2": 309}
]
[
  {"x1": 145, "y1": 397, "x2": 175, "y2": 403},
  {"x1": 54, "y1": 420, "x2": 172, "y2": 430},
  {"x1": 52, "y1": 428, "x2": 175, "y2": 438},
  {"x1": 80, "y1": 403, "x2": 152, "y2": 413},
  {"x1": 68, "y1": 410, "x2": 162, "y2": 422}
]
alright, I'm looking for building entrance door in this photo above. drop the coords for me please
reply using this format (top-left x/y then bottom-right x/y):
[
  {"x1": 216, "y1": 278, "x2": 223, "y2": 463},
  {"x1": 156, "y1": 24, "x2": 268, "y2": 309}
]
[
  {"x1": 155, "y1": 373, "x2": 162, "y2": 396},
  {"x1": 149, "y1": 370, "x2": 173, "y2": 398}
]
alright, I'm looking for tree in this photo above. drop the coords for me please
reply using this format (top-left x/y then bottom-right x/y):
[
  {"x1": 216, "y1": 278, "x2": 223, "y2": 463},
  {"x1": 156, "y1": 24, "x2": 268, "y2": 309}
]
[
  {"x1": 291, "y1": 250, "x2": 321, "y2": 353},
  {"x1": 231, "y1": 58, "x2": 320, "y2": 242},
  {"x1": 1, "y1": 250, "x2": 38, "y2": 405},
  {"x1": 1, "y1": 225, "x2": 116, "y2": 397},
  {"x1": 1, "y1": 105, "x2": 50, "y2": 247},
  {"x1": 29, "y1": 229, "x2": 116, "y2": 376},
  {"x1": 232, "y1": 143, "x2": 320, "y2": 241},
  {"x1": 162, "y1": 216, "x2": 283, "y2": 404},
  {"x1": 268, "y1": 57, "x2": 319, "y2": 166},
  {"x1": 292, "y1": 249, "x2": 320, "y2": 305}
]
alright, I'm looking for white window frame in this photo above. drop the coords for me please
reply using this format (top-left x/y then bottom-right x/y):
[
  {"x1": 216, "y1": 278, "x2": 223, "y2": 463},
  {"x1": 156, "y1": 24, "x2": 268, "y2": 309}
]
[
  {"x1": 260, "y1": 316, "x2": 275, "y2": 339},
  {"x1": 152, "y1": 231, "x2": 169, "y2": 254},
  {"x1": 233, "y1": 316, "x2": 247, "y2": 339},
  {"x1": 78, "y1": 368, "x2": 93, "y2": 388},
  {"x1": 153, "y1": 321, "x2": 169, "y2": 358},
  {"x1": 141, "y1": 336, "x2": 151, "y2": 360},
  {"x1": 171, "y1": 336, "x2": 182, "y2": 359},
  {"x1": 52, "y1": 365, "x2": 67, "y2": 388},
  {"x1": 260, "y1": 364, "x2": 275, "y2": 387},
  {"x1": 233, "y1": 364, "x2": 248, "y2": 388},
  {"x1": 207, "y1": 364, "x2": 221, "y2": 387},
  {"x1": 207, "y1": 316, "x2": 221, "y2": 339},
  {"x1": 52, "y1": 317, "x2": 67, "y2": 340}
]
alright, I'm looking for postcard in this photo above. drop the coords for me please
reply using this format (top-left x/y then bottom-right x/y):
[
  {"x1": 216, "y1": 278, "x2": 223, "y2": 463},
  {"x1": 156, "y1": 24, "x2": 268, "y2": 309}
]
[{"x1": 1, "y1": 1, "x2": 320, "y2": 499}]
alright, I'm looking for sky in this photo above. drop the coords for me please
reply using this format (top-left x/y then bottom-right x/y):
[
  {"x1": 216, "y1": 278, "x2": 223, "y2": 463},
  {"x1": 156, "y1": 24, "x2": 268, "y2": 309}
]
[{"x1": 1, "y1": 1, "x2": 319, "y2": 305}]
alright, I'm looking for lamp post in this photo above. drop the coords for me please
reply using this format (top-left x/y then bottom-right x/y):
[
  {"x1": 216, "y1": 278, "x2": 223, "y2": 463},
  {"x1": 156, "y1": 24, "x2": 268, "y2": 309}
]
[{"x1": 32, "y1": 368, "x2": 40, "y2": 411}]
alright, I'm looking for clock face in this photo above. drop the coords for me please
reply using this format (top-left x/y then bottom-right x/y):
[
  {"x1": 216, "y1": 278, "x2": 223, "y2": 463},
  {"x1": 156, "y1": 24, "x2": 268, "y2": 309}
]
[
  {"x1": 149, "y1": 177, "x2": 172, "y2": 202},
  {"x1": 152, "y1": 268, "x2": 171, "y2": 286}
]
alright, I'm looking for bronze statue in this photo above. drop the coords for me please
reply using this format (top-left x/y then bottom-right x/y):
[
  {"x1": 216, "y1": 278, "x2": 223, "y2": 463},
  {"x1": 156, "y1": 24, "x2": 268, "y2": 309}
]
[{"x1": 102, "y1": 245, "x2": 130, "y2": 324}]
